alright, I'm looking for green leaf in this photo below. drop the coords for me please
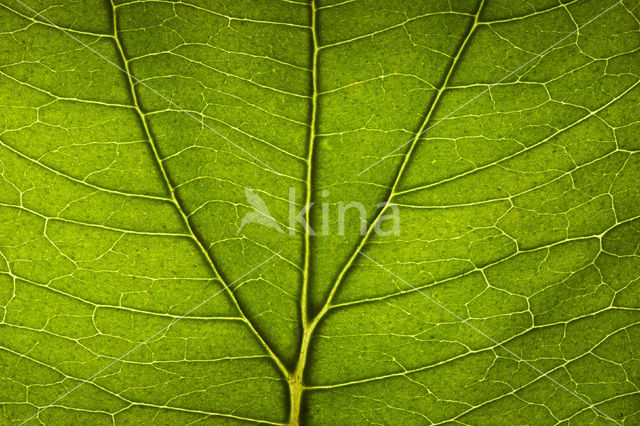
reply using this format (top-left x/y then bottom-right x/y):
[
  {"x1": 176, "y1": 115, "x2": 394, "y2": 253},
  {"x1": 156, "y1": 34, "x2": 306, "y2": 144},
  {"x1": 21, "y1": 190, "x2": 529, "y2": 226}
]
[{"x1": 0, "y1": 0, "x2": 639, "y2": 424}]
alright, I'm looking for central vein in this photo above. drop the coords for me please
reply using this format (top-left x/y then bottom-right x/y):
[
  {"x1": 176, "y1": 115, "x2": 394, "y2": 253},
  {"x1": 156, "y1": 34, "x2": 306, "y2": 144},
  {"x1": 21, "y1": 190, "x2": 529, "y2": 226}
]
[
  {"x1": 289, "y1": 2, "x2": 488, "y2": 421},
  {"x1": 290, "y1": 2, "x2": 320, "y2": 423}
]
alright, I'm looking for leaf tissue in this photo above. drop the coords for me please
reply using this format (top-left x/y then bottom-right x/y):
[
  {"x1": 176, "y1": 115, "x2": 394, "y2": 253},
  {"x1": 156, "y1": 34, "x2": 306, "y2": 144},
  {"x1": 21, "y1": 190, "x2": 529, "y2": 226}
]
[{"x1": 0, "y1": 0, "x2": 639, "y2": 424}]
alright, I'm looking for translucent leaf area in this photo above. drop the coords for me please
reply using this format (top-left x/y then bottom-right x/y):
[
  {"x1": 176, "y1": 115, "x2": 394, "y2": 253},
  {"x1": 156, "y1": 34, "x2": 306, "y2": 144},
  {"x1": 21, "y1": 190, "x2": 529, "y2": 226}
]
[{"x1": 0, "y1": 0, "x2": 639, "y2": 424}]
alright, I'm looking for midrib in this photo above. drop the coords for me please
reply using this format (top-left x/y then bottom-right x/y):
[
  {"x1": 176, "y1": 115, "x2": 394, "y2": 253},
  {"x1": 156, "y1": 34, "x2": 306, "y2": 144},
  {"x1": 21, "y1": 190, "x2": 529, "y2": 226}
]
[{"x1": 289, "y1": 1, "x2": 486, "y2": 424}]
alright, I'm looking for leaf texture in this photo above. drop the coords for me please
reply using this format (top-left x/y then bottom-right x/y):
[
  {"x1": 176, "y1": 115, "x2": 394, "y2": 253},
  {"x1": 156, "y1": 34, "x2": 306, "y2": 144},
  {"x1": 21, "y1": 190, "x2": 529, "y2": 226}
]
[{"x1": 0, "y1": 0, "x2": 639, "y2": 424}]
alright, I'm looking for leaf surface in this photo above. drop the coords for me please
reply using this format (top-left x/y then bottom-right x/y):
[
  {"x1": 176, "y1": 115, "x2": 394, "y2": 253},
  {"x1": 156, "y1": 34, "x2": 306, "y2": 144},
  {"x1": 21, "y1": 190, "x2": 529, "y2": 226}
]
[{"x1": 0, "y1": 0, "x2": 639, "y2": 424}]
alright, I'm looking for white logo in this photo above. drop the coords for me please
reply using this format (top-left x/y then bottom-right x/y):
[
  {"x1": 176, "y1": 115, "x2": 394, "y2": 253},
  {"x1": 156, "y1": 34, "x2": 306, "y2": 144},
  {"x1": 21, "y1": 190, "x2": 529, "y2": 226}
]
[
  {"x1": 237, "y1": 188, "x2": 284, "y2": 234},
  {"x1": 237, "y1": 187, "x2": 400, "y2": 236}
]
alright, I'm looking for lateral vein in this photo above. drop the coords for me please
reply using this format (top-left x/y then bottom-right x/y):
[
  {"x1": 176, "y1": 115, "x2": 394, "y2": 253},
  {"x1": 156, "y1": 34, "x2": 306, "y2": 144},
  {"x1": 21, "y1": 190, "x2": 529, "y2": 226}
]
[
  {"x1": 314, "y1": 0, "x2": 487, "y2": 319},
  {"x1": 109, "y1": 0, "x2": 289, "y2": 378}
]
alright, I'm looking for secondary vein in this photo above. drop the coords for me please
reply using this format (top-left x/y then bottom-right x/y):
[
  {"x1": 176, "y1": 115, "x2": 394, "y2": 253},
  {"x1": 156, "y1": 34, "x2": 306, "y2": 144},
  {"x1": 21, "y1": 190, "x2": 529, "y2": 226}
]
[
  {"x1": 313, "y1": 0, "x2": 487, "y2": 319},
  {"x1": 108, "y1": 0, "x2": 289, "y2": 378}
]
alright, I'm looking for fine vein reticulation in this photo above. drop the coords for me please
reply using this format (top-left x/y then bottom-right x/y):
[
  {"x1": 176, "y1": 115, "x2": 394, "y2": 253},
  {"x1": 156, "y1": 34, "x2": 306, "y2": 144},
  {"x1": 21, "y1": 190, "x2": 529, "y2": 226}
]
[{"x1": 0, "y1": 0, "x2": 639, "y2": 425}]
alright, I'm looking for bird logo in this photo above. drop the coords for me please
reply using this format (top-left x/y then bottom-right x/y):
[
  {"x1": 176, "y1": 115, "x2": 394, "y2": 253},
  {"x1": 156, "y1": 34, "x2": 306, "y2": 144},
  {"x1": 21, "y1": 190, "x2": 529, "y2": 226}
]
[{"x1": 237, "y1": 188, "x2": 284, "y2": 234}]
